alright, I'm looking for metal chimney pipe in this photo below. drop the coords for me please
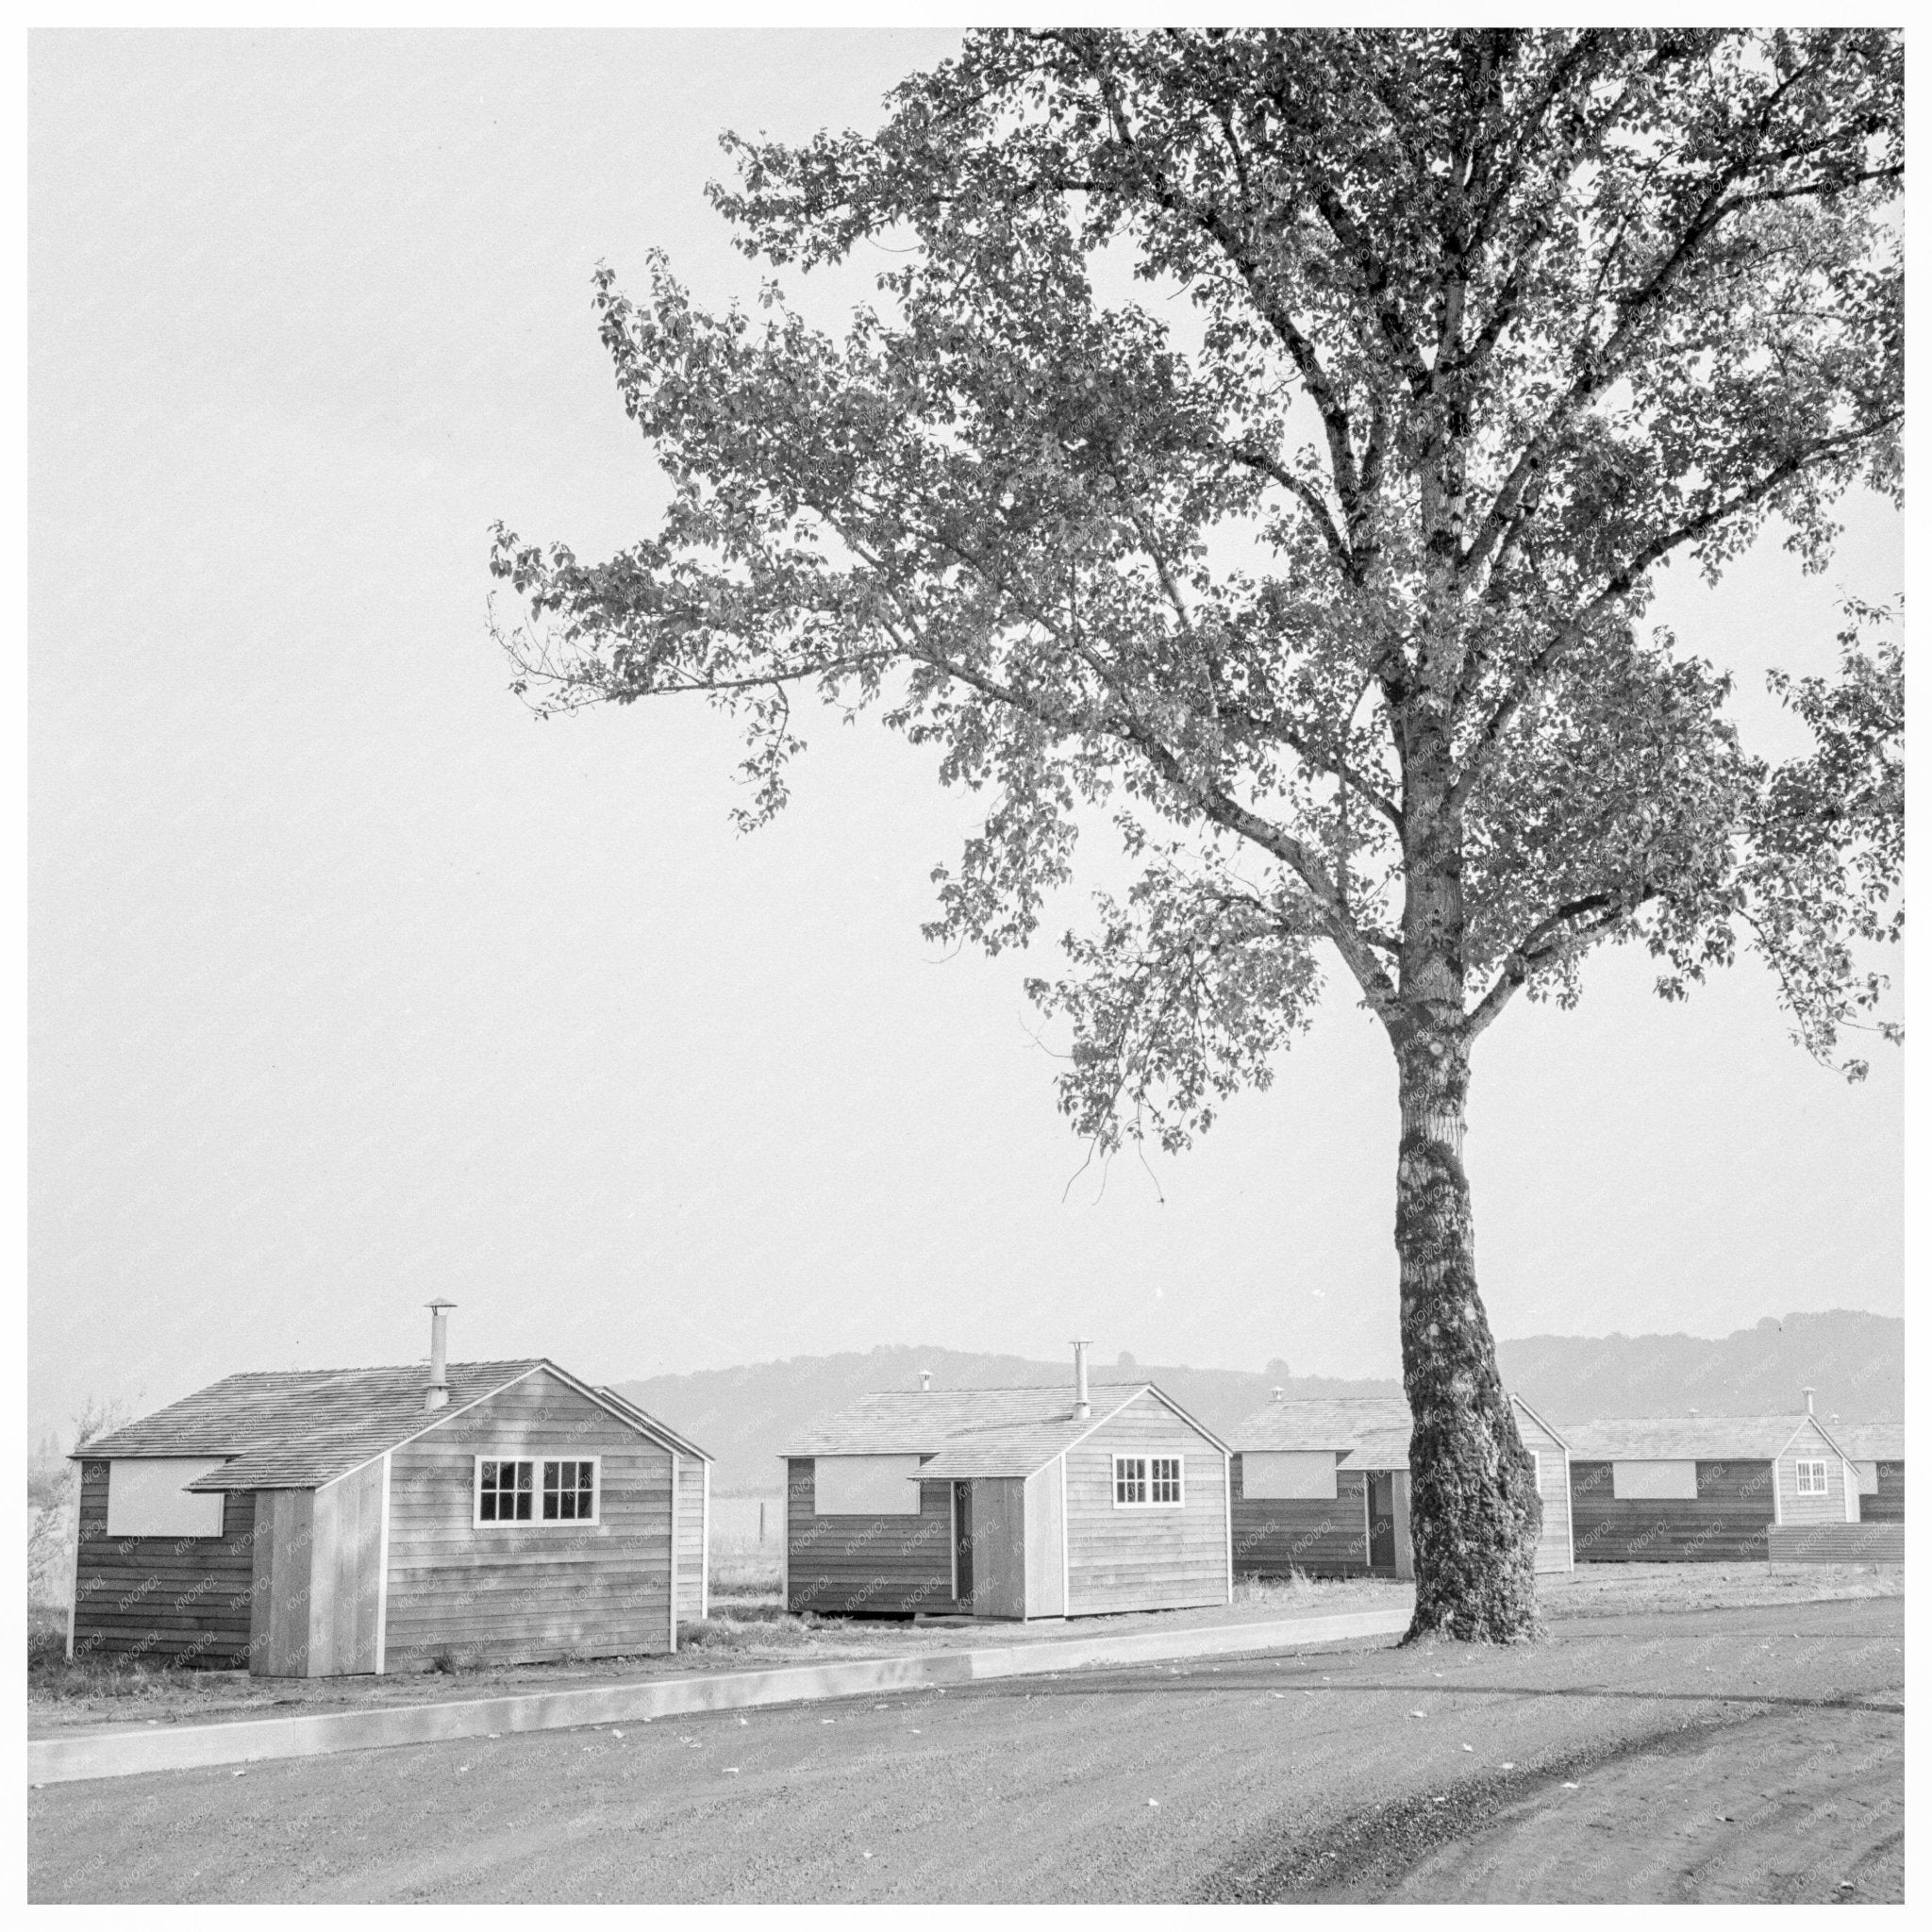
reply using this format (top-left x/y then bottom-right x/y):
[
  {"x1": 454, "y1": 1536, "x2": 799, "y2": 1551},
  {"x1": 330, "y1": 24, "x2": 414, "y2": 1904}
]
[
  {"x1": 1803, "y1": 1385, "x2": 1815, "y2": 1415},
  {"x1": 1072, "y1": 1340, "x2": 1091, "y2": 1421},
  {"x1": 425, "y1": 1299, "x2": 457, "y2": 1411},
  {"x1": 919, "y1": 1370, "x2": 932, "y2": 1393}
]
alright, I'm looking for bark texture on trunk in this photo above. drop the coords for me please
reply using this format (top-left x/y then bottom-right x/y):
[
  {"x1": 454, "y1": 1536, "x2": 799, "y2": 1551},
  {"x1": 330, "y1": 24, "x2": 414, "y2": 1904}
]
[{"x1": 1393, "y1": 1025, "x2": 1541, "y2": 1642}]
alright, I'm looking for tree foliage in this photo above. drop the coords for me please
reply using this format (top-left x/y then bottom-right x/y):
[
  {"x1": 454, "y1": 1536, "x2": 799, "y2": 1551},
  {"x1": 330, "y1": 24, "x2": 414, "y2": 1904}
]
[{"x1": 491, "y1": 29, "x2": 1900, "y2": 1160}]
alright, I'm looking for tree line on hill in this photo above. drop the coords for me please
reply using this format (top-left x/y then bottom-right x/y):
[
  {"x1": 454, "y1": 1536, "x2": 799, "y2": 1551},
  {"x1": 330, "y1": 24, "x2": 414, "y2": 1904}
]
[{"x1": 614, "y1": 1308, "x2": 1901, "y2": 1497}]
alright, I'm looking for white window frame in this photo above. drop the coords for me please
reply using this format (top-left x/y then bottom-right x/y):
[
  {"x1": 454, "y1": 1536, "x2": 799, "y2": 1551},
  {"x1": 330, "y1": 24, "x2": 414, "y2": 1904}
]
[
  {"x1": 1113, "y1": 1453, "x2": 1184, "y2": 1508},
  {"x1": 1793, "y1": 1457, "x2": 1828, "y2": 1496},
  {"x1": 472, "y1": 1455, "x2": 602, "y2": 1527}
]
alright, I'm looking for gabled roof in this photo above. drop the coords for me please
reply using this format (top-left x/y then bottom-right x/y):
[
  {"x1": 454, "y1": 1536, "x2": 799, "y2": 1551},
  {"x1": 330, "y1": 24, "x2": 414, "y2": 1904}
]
[
  {"x1": 787, "y1": 1381, "x2": 1229, "y2": 1479},
  {"x1": 1824, "y1": 1423, "x2": 1904, "y2": 1463},
  {"x1": 1236, "y1": 1393, "x2": 1566, "y2": 1470},
  {"x1": 1229, "y1": 1397, "x2": 1413, "y2": 1455},
  {"x1": 1339, "y1": 1426, "x2": 1414, "y2": 1473},
  {"x1": 1563, "y1": 1413, "x2": 1849, "y2": 1463},
  {"x1": 75, "y1": 1360, "x2": 709, "y2": 1492}
]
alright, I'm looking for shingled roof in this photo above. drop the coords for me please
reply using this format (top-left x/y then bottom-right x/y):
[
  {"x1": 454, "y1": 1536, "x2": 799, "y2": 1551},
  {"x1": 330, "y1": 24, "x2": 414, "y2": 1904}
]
[
  {"x1": 786, "y1": 1381, "x2": 1229, "y2": 1479},
  {"x1": 73, "y1": 1360, "x2": 706, "y2": 1492},
  {"x1": 1832, "y1": 1423, "x2": 1905, "y2": 1463},
  {"x1": 1229, "y1": 1397, "x2": 1413, "y2": 1455},
  {"x1": 1562, "y1": 1414, "x2": 1849, "y2": 1462}
]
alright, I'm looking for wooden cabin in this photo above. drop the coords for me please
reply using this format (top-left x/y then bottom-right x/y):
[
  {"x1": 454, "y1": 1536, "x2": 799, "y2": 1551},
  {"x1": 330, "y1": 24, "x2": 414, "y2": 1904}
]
[
  {"x1": 1564, "y1": 1408, "x2": 1855, "y2": 1563},
  {"x1": 1833, "y1": 1423, "x2": 1905, "y2": 1523},
  {"x1": 782, "y1": 1349, "x2": 1231, "y2": 1621},
  {"x1": 68, "y1": 1309, "x2": 711, "y2": 1676},
  {"x1": 1229, "y1": 1392, "x2": 1573, "y2": 1579}
]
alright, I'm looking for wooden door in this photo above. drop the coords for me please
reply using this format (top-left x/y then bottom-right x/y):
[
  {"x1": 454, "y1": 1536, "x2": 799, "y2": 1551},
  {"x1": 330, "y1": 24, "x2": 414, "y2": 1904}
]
[
  {"x1": 953, "y1": 1482, "x2": 974, "y2": 1605},
  {"x1": 1368, "y1": 1473, "x2": 1397, "y2": 1571}
]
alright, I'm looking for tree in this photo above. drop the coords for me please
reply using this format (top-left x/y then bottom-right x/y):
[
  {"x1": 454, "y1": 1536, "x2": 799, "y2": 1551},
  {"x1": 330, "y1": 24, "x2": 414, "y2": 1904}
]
[{"x1": 490, "y1": 29, "x2": 1902, "y2": 1641}]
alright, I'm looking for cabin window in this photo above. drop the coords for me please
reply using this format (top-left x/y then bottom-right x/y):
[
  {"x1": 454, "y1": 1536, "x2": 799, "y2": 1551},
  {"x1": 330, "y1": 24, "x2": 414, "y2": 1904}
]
[
  {"x1": 475, "y1": 1457, "x2": 601, "y2": 1525},
  {"x1": 1114, "y1": 1455, "x2": 1183, "y2": 1507},
  {"x1": 105, "y1": 1459, "x2": 228, "y2": 1539},
  {"x1": 1794, "y1": 1458, "x2": 1829, "y2": 1495}
]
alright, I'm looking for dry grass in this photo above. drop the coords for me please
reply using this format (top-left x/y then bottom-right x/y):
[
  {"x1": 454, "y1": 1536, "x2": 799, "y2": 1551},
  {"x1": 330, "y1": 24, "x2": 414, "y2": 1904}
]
[{"x1": 1540, "y1": 1559, "x2": 1903, "y2": 1621}]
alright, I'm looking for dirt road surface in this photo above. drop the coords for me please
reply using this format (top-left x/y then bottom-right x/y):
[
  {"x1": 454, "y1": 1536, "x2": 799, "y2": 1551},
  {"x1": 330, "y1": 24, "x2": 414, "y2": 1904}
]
[{"x1": 29, "y1": 1596, "x2": 1902, "y2": 1905}]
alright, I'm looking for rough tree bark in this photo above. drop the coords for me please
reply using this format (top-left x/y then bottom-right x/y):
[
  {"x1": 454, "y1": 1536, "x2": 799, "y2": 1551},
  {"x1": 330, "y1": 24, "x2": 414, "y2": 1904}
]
[
  {"x1": 1387, "y1": 716, "x2": 1541, "y2": 1641},
  {"x1": 1392, "y1": 1023, "x2": 1541, "y2": 1641}
]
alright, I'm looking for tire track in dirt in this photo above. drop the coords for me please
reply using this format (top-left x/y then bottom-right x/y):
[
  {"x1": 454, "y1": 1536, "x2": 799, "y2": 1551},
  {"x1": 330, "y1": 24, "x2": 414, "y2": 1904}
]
[{"x1": 1205, "y1": 1694, "x2": 1904, "y2": 1904}]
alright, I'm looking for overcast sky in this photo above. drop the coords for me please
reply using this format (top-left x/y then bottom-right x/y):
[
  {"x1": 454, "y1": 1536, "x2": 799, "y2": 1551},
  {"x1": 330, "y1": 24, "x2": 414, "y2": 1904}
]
[{"x1": 29, "y1": 31, "x2": 1903, "y2": 1443}]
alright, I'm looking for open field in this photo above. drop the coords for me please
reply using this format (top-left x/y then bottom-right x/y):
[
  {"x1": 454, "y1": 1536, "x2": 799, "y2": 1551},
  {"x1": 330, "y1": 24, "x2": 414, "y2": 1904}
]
[{"x1": 29, "y1": 1593, "x2": 1901, "y2": 1904}]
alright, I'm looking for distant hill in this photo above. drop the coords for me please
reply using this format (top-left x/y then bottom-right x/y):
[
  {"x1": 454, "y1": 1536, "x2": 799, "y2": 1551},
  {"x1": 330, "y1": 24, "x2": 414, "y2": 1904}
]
[
  {"x1": 1498, "y1": 1308, "x2": 1903, "y2": 1430},
  {"x1": 615, "y1": 1310, "x2": 1903, "y2": 1497},
  {"x1": 612, "y1": 1346, "x2": 1398, "y2": 1496}
]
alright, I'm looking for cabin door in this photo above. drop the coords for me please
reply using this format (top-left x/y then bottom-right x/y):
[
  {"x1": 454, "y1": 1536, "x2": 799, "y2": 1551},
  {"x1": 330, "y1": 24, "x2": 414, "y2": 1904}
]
[
  {"x1": 1368, "y1": 1474, "x2": 1397, "y2": 1571},
  {"x1": 953, "y1": 1482, "x2": 974, "y2": 1606}
]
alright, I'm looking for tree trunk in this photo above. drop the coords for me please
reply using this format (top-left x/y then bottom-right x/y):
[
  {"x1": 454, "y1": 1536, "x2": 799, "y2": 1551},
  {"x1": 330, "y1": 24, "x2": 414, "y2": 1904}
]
[{"x1": 1393, "y1": 1023, "x2": 1541, "y2": 1641}]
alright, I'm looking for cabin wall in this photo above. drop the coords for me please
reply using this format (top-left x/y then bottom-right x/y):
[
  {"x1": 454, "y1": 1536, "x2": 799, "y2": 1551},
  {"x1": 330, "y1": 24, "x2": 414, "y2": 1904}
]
[
  {"x1": 1571, "y1": 1458, "x2": 1775, "y2": 1562},
  {"x1": 382, "y1": 1370, "x2": 675, "y2": 1670},
  {"x1": 968, "y1": 1477, "x2": 1028, "y2": 1620},
  {"x1": 1064, "y1": 1393, "x2": 1227, "y2": 1615},
  {"x1": 1024, "y1": 1462, "x2": 1066, "y2": 1618},
  {"x1": 71, "y1": 1460, "x2": 256, "y2": 1668},
  {"x1": 1775, "y1": 1423, "x2": 1851, "y2": 1525},
  {"x1": 1860, "y1": 1462, "x2": 1905, "y2": 1523},
  {"x1": 1513, "y1": 1413, "x2": 1574, "y2": 1573},
  {"x1": 1232, "y1": 1458, "x2": 1371, "y2": 1575},
  {"x1": 675, "y1": 1454, "x2": 707, "y2": 1625},
  {"x1": 785, "y1": 1458, "x2": 954, "y2": 1615},
  {"x1": 250, "y1": 1490, "x2": 316, "y2": 1677}
]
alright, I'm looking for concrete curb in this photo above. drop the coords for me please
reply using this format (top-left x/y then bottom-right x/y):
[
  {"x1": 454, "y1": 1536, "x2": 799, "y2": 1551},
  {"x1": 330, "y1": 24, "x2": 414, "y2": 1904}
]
[{"x1": 29, "y1": 1605, "x2": 1410, "y2": 1787}]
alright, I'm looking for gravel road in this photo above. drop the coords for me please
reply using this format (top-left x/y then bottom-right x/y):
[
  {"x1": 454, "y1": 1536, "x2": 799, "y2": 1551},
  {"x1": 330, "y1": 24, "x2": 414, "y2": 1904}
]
[{"x1": 29, "y1": 1595, "x2": 1902, "y2": 1905}]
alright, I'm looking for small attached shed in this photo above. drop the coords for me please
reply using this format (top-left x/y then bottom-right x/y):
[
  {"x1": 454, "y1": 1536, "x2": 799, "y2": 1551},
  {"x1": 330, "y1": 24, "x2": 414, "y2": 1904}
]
[
  {"x1": 784, "y1": 1366, "x2": 1231, "y2": 1621},
  {"x1": 1565, "y1": 1408, "x2": 1856, "y2": 1563},
  {"x1": 1230, "y1": 1393, "x2": 1571, "y2": 1580},
  {"x1": 1833, "y1": 1424, "x2": 1905, "y2": 1523},
  {"x1": 69, "y1": 1342, "x2": 711, "y2": 1675},
  {"x1": 1228, "y1": 1397, "x2": 1410, "y2": 1580}
]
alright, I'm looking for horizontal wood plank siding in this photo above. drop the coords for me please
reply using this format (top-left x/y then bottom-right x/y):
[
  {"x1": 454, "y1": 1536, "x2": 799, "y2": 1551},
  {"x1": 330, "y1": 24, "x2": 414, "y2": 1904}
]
[
  {"x1": 1065, "y1": 1394, "x2": 1226, "y2": 1615},
  {"x1": 1859, "y1": 1462, "x2": 1905, "y2": 1523},
  {"x1": 72, "y1": 1460, "x2": 257, "y2": 1668},
  {"x1": 1777, "y1": 1421, "x2": 1850, "y2": 1525},
  {"x1": 785, "y1": 1459, "x2": 955, "y2": 1615},
  {"x1": 1571, "y1": 1458, "x2": 1775, "y2": 1563},
  {"x1": 1768, "y1": 1520, "x2": 1903, "y2": 1565},
  {"x1": 1232, "y1": 1457, "x2": 1372, "y2": 1575},
  {"x1": 382, "y1": 1371, "x2": 675, "y2": 1669},
  {"x1": 1513, "y1": 1412, "x2": 1573, "y2": 1573}
]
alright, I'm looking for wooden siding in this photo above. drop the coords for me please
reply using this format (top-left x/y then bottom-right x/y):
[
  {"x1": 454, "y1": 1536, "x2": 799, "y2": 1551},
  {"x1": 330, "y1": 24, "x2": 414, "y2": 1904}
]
[
  {"x1": 1859, "y1": 1462, "x2": 1905, "y2": 1523},
  {"x1": 308, "y1": 1459, "x2": 385, "y2": 1676},
  {"x1": 382, "y1": 1370, "x2": 676, "y2": 1669},
  {"x1": 1571, "y1": 1458, "x2": 1775, "y2": 1562},
  {"x1": 72, "y1": 1459, "x2": 256, "y2": 1668},
  {"x1": 250, "y1": 1490, "x2": 316, "y2": 1677},
  {"x1": 1064, "y1": 1393, "x2": 1227, "y2": 1615},
  {"x1": 785, "y1": 1459, "x2": 955, "y2": 1615},
  {"x1": 675, "y1": 1453, "x2": 706, "y2": 1627},
  {"x1": 966, "y1": 1477, "x2": 1027, "y2": 1620},
  {"x1": 1513, "y1": 1414, "x2": 1573, "y2": 1573},
  {"x1": 1024, "y1": 1461, "x2": 1066, "y2": 1618},
  {"x1": 1776, "y1": 1420, "x2": 1851, "y2": 1525},
  {"x1": 1232, "y1": 1457, "x2": 1372, "y2": 1575},
  {"x1": 1769, "y1": 1520, "x2": 1903, "y2": 1565}
]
